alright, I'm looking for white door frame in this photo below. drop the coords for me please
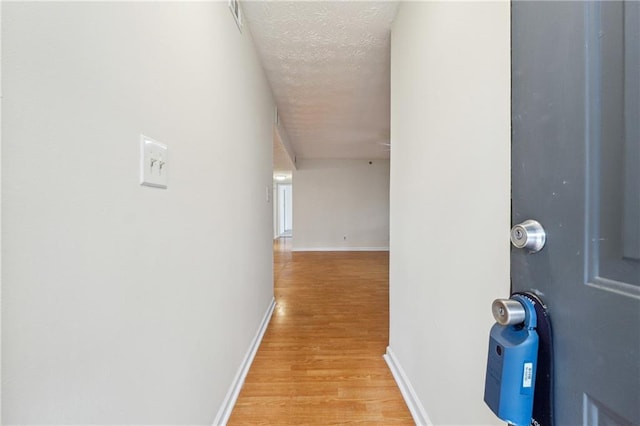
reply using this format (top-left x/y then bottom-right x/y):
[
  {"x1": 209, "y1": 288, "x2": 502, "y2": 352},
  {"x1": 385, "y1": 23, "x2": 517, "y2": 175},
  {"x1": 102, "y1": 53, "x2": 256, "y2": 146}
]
[{"x1": 276, "y1": 183, "x2": 292, "y2": 237}]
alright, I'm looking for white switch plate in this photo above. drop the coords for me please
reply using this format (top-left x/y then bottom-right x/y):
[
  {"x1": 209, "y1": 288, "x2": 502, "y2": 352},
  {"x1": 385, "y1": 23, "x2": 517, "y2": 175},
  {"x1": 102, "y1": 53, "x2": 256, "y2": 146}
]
[{"x1": 140, "y1": 135, "x2": 168, "y2": 189}]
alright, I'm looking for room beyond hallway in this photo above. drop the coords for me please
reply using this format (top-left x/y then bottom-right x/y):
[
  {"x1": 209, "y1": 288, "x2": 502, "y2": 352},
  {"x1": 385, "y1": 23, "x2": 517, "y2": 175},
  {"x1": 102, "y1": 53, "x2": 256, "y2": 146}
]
[{"x1": 228, "y1": 241, "x2": 412, "y2": 424}]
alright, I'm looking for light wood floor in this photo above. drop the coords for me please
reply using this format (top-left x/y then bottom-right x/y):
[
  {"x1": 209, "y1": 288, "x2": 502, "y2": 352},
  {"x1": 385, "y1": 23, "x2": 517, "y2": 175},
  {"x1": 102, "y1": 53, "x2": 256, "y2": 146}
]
[{"x1": 228, "y1": 239, "x2": 413, "y2": 424}]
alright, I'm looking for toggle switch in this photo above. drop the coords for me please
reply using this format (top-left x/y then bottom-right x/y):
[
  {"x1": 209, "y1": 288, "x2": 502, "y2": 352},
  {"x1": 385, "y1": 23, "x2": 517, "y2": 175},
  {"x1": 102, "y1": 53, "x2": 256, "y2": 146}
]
[{"x1": 140, "y1": 135, "x2": 168, "y2": 189}]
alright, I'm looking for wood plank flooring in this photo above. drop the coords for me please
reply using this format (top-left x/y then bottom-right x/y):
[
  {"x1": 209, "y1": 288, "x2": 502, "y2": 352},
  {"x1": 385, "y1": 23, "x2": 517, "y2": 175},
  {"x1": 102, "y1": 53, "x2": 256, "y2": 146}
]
[{"x1": 228, "y1": 239, "x2": 413, "y2": 424}]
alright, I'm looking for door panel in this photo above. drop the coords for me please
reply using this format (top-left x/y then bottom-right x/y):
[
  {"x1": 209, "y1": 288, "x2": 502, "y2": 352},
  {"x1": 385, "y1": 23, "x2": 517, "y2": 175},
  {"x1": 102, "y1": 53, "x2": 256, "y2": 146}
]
[
  {"x1": 512, "y1": 2, "x2": 639, "y2": 424},
  {"x1": 623, "y1": 2, "x2": 640, "y2": 262},
  {"x1": 587, "y1": 1, "x2": 640, "y2": 293}
]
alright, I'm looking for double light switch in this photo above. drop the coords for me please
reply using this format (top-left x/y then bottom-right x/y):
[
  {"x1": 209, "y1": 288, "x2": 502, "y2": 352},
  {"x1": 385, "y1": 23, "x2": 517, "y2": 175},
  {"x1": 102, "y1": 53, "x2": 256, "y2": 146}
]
[{"x1": 140, "y1": 135, "x2": 168, "y2": 189}]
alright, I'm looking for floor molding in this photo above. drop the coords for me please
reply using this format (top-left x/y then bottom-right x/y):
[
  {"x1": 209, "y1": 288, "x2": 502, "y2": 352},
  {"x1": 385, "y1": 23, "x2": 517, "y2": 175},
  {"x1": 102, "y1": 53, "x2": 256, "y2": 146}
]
[
  {"x1": 383, "y1": 346, "x2": 433, "y2": 426},
  {"x1": 213, "y1": 297, "x2": 276, "y2": 425},
  {"x1": 292, "y1": 246, "x2": 389, "y2": 252}
]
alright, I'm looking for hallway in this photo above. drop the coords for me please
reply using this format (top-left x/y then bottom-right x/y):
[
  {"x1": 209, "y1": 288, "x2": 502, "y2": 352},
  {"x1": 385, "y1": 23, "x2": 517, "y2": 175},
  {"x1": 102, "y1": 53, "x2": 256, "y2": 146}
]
[
  {"x1": 1, "y1": 2, "x2": 513, "y2": 423},
  {"x1": 228, "y1": 240, "x2": 412, "y2": 424}
]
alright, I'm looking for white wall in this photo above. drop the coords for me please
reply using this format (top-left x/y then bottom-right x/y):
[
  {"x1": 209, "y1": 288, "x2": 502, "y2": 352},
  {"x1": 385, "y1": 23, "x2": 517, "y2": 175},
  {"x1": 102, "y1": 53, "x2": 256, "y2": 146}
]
[
  {"x1": 0, "y1": 2, "x2": 3, "y2": 421},
  {"x1": 293, "y1": 158, "x2": 389, "y2": 251},
  {"x1": 2, "y1": 2, "x2": 273, "y2": 423},
  {"x1": 274, "y1": 121, "x2": 297, "y2": 171},
  {"x1": 389, "y1": 2, "x2": 510, "y2": 425}
]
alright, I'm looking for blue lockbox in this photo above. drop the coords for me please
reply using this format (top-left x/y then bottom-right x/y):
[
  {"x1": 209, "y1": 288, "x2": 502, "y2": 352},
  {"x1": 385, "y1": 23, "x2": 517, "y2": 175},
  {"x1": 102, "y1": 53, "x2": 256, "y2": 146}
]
[{"x1": 484, "y1": 295, "x2": 539, "y2": 426}]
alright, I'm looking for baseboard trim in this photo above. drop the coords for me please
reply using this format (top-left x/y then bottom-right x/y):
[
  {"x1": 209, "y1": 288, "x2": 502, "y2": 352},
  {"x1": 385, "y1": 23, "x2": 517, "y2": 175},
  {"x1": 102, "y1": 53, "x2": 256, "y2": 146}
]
[
  {"x1": 213, "y1": 297, "x2": 276, "y2": 426},
  {"x1": 383, "y1": 346, "x2": 433, "y2": 426},
  {"x1": 292, "y1": 246, "x2": 390, "y2": 252}
]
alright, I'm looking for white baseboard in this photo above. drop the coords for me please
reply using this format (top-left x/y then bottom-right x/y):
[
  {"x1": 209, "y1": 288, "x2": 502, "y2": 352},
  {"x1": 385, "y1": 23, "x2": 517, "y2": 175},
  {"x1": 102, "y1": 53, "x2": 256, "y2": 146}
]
[
  {"x1": 213, "y1": 298, "x2": 276, "y2": 426},
  {"x1": 292, "y1": 246, "x2": 389, "y2": 252},
  {"x1": 383, "y1": 346, "x2": 433, "y2": 426}
]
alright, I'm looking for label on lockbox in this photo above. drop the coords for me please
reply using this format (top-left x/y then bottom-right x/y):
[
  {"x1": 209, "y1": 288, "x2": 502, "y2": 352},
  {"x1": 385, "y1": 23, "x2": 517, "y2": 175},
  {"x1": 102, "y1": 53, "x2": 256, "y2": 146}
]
[{"x1": 522, "y1": 362, "x2": 533, "y2": 388}]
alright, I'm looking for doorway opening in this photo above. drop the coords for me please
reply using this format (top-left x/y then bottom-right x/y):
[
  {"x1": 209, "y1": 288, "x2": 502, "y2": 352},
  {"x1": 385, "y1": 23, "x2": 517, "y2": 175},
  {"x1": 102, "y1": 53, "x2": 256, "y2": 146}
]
[{"x1": 276, "y1": 183, "x2": 292, "y2": 238}]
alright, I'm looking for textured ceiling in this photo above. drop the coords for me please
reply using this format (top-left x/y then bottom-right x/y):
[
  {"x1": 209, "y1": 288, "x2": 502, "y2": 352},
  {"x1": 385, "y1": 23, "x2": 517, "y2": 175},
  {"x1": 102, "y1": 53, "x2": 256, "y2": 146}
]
[{"x1": 243, "y1": 1, "x2": 397, "y2": 163}]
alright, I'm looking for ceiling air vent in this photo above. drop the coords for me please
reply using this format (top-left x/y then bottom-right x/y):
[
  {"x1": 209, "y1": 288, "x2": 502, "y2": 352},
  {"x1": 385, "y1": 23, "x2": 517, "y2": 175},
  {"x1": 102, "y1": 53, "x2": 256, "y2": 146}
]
[{"x1": 229, "y1": 0, "x2": 243, "y2": 33}]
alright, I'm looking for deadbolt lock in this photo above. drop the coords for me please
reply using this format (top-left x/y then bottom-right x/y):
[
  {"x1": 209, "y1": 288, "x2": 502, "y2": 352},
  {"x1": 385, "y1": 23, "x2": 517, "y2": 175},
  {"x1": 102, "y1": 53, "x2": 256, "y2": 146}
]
[{"x1": 510, "y1": 220, "x2": 546, "y2": 253}]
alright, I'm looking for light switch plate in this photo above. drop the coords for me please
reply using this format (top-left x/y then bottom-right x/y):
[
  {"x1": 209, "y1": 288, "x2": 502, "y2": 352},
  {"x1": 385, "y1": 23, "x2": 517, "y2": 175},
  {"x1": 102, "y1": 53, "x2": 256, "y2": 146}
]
[{"x1": 140, "y1": 135, "x2": 168, "y2": 189}]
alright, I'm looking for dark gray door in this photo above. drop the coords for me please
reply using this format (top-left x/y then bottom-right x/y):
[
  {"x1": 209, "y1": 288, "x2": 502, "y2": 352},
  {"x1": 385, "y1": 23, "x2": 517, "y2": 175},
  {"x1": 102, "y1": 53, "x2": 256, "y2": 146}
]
[{"x1": 512, "y1": 1, "x2": 639, "y2": 425}]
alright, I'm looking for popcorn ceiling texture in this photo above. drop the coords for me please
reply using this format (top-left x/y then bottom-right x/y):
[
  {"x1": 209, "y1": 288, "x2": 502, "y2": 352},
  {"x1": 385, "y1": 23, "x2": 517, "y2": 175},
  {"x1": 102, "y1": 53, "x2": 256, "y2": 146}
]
[{"x1": 243, "y1": 1, "x2": 398, "y2": 160}]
